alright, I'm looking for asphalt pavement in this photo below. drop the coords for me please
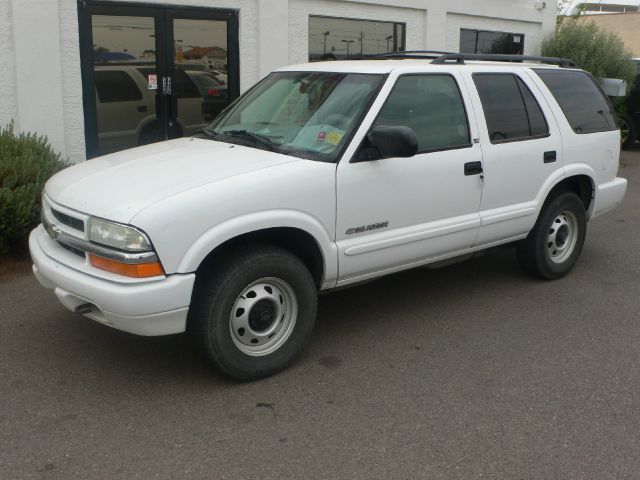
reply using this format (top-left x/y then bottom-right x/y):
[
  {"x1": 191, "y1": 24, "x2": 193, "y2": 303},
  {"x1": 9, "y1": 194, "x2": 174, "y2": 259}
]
[{"x1": 1, "y1": 148, "x2": 640, "y2": 479}]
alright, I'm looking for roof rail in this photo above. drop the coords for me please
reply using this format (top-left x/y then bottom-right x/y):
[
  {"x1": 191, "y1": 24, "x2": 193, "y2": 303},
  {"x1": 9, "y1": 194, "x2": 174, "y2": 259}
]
[
  {"x1": 430, "y1": 53, "x2": 577, "y2": 68},
  {"x1": 371, "y1": 50, "x2": 455, "y2": 60}
]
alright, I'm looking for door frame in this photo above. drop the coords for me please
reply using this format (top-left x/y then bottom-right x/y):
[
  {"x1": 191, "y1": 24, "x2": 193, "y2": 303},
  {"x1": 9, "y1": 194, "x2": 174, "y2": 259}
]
[{"x1": 77, "y1": 0, "x2": 240, "y2": 159}]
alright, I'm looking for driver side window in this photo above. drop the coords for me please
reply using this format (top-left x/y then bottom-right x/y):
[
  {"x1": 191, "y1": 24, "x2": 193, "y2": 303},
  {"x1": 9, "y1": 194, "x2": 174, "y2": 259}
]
[{"x1": 371, "y1": 74, "x2": 471, "y2": 152}]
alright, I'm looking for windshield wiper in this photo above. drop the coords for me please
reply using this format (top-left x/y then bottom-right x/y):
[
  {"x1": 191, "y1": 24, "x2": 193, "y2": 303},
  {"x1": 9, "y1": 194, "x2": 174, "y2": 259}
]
[
  {"x1": 194, "y1": 128, "x2": 220, "y2": 140},
  {"x1": 222, "y1": 130, "x2": 279, "y2": 152}
]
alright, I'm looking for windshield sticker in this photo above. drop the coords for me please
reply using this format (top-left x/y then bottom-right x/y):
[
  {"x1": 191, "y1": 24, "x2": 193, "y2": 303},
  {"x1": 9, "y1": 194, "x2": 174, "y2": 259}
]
[
  {"x1": 326, "y1": 131, "x2": 343, "y2": 145},
  {"x1": 317, "y1": 131, "x2": 326, "y2": 142}
]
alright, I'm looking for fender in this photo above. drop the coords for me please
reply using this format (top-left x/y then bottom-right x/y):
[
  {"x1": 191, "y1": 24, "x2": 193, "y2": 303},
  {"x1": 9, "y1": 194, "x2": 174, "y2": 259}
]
[
  {"x1": 176, "y1": 209, "x2": 339, "y2": 289},
  {"x1": 541, "y1": 163, "x2": 597, "y2": 219}
]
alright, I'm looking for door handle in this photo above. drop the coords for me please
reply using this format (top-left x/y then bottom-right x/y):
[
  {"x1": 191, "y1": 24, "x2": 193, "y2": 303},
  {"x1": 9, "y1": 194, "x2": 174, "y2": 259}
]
[
  {"x1": 162, "y1": 76, "x2": 172, "y2": 95},
  {"x1": 544, "y1": 151, "x2": 557, "y2": 163},
  {"x1": 137, "y1": 105, "x2": 147, "y2": 113},
  {"x1": 464, "y1": 161, "x2": 483, "y2": 176}
]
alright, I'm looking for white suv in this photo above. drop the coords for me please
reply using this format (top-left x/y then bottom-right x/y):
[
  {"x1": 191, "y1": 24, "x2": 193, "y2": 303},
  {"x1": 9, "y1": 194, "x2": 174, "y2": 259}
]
[{"x1": 30, "y1": 53, "x2": 627, "y2": 380}]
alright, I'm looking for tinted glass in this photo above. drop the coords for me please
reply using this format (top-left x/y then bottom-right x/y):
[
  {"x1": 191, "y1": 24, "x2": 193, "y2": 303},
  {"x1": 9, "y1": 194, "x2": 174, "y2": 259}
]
[
  {"x1": 173, "y1": 18, "x2": 230, "y2": 128},
  {"x1": 91, "y1": 14, "x2": 159, "y2": 155},
  {"x1": 94, "y1": 70, "x2": 142, "y2": 103},
  {"x1": 308, "y1": 16, "x2": 406, "y2": 60},
  {"x1": 373, "y1": 75, "x2": 470, "y2": 151},
  {"x1": 516, "y1": 77, "x2": 549, "y2": 136},
  {"x1": 535, "y1": 69, "x2": 617, "y2": 134},
  {"x1": 460, "y1": 29, "x2": 524, "y2": 54},
  {"x1": 474, "y1": 74, "x2": 531, "y2": 142}
]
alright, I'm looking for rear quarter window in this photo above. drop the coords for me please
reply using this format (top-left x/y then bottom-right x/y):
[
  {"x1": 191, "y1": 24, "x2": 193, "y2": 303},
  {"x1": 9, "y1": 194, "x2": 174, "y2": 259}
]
[{"x1": 534, "y1": 69, "x2": 617, "y2": 134}]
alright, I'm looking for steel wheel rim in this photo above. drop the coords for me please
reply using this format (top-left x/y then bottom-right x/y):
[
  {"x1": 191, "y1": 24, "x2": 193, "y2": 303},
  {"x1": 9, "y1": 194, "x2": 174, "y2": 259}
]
[
  {"x1": 547, "y1": 210, "x2": 579, "y2": 264},
  {"x1": 229, "y1": 277, "x2": 298, "y2": 356}
]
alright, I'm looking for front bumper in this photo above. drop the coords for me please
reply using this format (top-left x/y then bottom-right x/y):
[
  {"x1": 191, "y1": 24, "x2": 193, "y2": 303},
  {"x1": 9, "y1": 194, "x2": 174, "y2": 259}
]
[{"x1": 30, "y1": 225, "x2": 195, "y2": 336}]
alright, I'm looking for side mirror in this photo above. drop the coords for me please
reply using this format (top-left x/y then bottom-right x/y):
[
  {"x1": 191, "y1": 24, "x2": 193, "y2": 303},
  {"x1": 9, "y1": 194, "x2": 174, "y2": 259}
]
[{"x1": 363, "y1": 125, "x2": 418, "y2": 160}]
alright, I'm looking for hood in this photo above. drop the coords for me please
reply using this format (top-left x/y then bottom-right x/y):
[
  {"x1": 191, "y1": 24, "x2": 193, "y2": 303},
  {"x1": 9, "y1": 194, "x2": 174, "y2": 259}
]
[{"x1": 45, "y1": 138, "x2": 299, "y2": 223}]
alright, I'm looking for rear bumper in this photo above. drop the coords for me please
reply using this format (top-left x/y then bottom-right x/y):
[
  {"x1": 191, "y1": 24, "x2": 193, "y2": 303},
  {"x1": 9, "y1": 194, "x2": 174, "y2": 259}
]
[
  {"x1": 30, "y1": 225, "x2": 195, "y2": 336},
  {"x1": 593, "y1": 177, "x2": 627, "y2": 218}
]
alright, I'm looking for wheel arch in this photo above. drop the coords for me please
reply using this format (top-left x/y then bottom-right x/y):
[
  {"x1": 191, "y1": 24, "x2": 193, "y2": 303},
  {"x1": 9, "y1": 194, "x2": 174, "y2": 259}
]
[
  {"x1": 177, "y1": 211, "x2": 338, "y2": 289},
  {"x1": 547, "y1": 174, "x2": 595, "y2": 217},
  {"x1": 539, "y1": 166, "x2": 596, "y2": 220}
]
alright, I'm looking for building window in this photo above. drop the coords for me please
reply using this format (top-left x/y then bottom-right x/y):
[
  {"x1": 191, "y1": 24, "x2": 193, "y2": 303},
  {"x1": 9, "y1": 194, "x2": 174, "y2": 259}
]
[
  {"x1": 460, "y1": 29, "x2": 524, "y2": 55},
  {"x1": 309, "y1": 15, "x2": 406, "y2": 61}
]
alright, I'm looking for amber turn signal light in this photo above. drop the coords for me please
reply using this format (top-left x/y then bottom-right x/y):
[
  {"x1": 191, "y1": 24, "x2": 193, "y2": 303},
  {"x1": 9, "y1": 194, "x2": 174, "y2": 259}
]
[{"x1": 89, "y1": 254, "x2": 165, "y2": 278}]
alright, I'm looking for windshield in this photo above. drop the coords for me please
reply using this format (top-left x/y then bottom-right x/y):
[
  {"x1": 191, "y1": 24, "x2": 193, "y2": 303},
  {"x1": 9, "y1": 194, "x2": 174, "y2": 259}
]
[{"x1": 205, "y1": 71, "x2": 385, "y2": 162}]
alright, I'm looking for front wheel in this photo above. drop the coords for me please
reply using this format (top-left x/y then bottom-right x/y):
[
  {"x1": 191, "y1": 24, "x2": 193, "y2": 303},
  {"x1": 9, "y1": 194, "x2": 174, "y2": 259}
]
[
  {"x1": 516, "y1": 192, "x2": 587, "y2": 280},
  {"x1": 188, "y1": 245, "x2": 318, "y2": 380}
]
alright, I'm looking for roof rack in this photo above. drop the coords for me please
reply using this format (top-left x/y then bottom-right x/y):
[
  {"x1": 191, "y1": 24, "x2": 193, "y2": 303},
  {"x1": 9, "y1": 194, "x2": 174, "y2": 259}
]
[
  {"x1": 430, "y1": 53, "x2": 577, "y2": 68},
  {"x1": 370, "y1": 50, "x2": 455, "y2": 60}
]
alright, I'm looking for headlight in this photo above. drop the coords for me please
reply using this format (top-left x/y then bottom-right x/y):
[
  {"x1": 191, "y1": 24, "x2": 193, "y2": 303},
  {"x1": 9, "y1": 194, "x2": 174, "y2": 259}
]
[{"x1": 89, "y1": 217, "x2": 152, "y2": 252}]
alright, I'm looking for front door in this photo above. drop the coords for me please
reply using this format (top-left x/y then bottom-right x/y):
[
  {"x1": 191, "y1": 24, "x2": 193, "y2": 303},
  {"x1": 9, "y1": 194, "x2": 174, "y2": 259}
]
[
  {"x1": 78, "y1": 1, "x2": 239, "y2": 158},
  {"x1": 335, "y1": 72, "x2": 484, "y2": 286}
]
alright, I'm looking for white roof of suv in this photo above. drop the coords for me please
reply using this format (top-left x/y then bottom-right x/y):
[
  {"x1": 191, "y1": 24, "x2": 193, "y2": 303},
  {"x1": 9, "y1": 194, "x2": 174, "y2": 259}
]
[{"x1": 279, "y1": 57, "x2": 572, "y2": 74}]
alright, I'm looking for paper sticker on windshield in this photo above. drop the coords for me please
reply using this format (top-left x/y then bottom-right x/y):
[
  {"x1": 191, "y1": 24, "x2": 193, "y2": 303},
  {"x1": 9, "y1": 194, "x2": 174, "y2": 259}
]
[
  {"x1": 317, "y1": 131, "x2": 326, "y2": 142},
  {"x1": 326, "y1": 131, "x2": 343, "y2": 145}
]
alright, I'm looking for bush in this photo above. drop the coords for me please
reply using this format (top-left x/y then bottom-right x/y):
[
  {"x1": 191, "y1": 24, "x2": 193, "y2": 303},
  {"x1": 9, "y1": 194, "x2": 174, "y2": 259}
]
[
  {"x1": 0, "y1": 122, "x2": 67, "y2": 256},
  {"x1": 542, "y1": 15, "x2": 637, "y2": 90}
]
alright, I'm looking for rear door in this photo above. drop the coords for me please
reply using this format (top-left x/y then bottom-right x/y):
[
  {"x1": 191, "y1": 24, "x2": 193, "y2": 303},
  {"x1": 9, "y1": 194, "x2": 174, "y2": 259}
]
[{"x1": 464, "y1": 70, "x2": 563, "y2": 245}]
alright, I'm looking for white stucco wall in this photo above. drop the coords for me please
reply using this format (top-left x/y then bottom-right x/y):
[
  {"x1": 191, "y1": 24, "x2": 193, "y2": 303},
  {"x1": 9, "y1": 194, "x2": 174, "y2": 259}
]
[
  {"x1": 0, "y1": 0, "x2": 18, "y2": 130},
  {"x1": 1, "y1": 0, "x2": 557, "y2": 163}
]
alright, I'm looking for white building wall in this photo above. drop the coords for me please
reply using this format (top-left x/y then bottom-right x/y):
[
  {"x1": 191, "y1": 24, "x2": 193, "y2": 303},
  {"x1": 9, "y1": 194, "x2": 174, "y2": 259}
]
[
  {"x1": 0, "y1": 0, "x2": 18, "y2": 130},
  {"x1": 1, "y1": 0, "x2": 557, "y2": 163}
]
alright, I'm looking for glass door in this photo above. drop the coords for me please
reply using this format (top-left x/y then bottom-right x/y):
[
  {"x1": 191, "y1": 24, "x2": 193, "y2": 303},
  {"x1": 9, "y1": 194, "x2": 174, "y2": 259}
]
[
  {"x1": 165, "y1": 10, "x2": 239, "y2": 140},
  {"x1": 79, "y1": 2, "x2": 239, "y2": 159}
]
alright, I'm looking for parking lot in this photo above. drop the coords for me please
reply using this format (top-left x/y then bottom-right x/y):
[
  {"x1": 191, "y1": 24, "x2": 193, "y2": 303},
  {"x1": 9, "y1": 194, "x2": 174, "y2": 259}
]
[{"x1": 1, "y1": 148, "x2": 639, "y2": 479}]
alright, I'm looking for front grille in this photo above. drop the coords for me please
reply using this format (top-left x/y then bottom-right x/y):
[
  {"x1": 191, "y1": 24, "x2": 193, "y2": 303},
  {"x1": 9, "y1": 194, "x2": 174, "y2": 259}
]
[
  {"x1": 57, "y1": 241, "x2": 86, "y2": 258},
  {"x1": 51, "y1": 208, "x2": 84, "y2": 232}
]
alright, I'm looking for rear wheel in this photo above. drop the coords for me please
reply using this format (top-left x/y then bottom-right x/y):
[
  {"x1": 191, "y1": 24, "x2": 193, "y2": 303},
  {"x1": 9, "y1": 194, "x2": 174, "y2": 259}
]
[
  {"x1": 517, "y1": 192, "x2": 586, "y2": 280},
  {"x1": 188, "y1": 245, "x2": 317, "y2": 380}
]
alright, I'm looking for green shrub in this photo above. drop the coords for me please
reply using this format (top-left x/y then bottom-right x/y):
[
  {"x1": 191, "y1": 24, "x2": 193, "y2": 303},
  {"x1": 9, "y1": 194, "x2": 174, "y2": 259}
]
[
  {"x1": 542, "y1": 15, "x2": 637, "y2": 94},
  {"x1": 0, "y1": 122, "x2": 67, "y2": 256}
]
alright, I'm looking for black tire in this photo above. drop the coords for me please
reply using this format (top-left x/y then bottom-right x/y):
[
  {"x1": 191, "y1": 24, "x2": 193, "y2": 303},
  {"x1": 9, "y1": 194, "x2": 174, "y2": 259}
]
[
  {"x1": 188, "y1": 245, "x2": 318, "y2": 381},
  {"x1": 620, "y1": 115, "x2": 637, "y2": 150},
  {"x1": 516, "y1": 192, "x2": 587, "y2": 280}
]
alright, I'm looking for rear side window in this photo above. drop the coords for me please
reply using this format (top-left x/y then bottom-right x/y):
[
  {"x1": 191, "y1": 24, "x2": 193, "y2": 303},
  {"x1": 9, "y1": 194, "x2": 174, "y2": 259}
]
[
  {"x1": 94, "y1": 70, "x2": 142, "y2": 103},
  {"x1": 473, "y1": 73, "x2": 549, "y2": 143},
  {"x1": 373, "y1": 74, "x2": 470, "y2": 151},
  {"x1": 535, "y1": 69, "x2": 617, "y2": 134}
]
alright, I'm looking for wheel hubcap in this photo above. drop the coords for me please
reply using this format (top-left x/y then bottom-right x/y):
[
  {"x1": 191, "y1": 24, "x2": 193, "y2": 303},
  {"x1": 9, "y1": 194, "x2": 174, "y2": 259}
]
[
  {"x1": 229, "y1": 277, "x2": 298, "y2": 356},
  {"x1": 547, "y1": 210, "x2": 578, "y2": 264}
]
